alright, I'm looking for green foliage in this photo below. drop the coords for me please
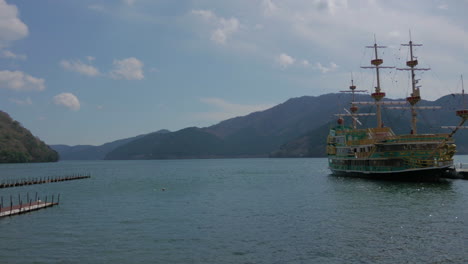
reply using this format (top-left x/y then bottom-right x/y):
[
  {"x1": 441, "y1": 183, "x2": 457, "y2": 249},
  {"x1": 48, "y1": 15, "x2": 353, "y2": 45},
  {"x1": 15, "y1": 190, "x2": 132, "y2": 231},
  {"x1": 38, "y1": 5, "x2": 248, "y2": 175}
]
[
  {"x1": 0, "y1": 150, "x2": 30, "y2": 163},
  {"x1": 0, "y1": 111, "x2": 59, "y2": 163}
]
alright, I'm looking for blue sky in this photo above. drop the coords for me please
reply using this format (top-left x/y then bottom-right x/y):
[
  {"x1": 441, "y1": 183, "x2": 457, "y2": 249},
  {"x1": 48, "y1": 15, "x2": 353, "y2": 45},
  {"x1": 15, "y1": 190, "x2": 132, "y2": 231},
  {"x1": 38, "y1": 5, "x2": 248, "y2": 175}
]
[{"x1": 1, "y1": 0, "x2": 467, "y2": 145}]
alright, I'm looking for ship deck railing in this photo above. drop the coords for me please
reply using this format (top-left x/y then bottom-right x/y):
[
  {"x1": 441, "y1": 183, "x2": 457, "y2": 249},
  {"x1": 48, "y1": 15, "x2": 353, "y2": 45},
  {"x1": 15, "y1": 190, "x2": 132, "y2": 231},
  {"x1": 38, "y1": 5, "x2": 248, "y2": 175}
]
[
  {"x1": 384, "y1": 134, "x2": 451, "y2": 143},
  {"x1": 345, "y1": 134, "x2": 451, "y2": 147}
]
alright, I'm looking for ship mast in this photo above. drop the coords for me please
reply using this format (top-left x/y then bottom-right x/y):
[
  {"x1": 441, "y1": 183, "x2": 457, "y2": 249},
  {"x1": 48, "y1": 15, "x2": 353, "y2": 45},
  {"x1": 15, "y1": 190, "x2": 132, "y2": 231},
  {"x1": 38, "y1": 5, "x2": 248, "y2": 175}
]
[
  {"x1": 452, "y1": 75, "x2": 468, "y2": 135},
  {"x1": 350, "y1": 80, "x2": 358, "y2": 129},
  {"x1": 340, "y1": 78, "x2": 367, "y2": 129},
  {"x1": 361, "y1": 39, "x2": 394, "y2": 128},
  {"x1": 462, "y1": 75, "x2": 466, "y2": 110},
  {"x1": 397, "y1": 36, "x2": 430, "y2": 134},
  {"x1": 437, "y1": 75, "x2": 468, "y2": 154}
]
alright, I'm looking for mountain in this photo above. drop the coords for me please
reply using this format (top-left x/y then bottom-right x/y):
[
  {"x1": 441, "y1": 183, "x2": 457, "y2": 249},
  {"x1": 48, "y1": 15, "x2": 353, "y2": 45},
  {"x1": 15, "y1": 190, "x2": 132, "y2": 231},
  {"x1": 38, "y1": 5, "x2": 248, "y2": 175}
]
[
  {"x1": 105, "y1": 93, "x2": 468, "y2": 160},
  {"x1": 51, "y1": 130, "x2": 170, "y2": 160},
  {"x1": 105, "y1": 94, "x2": 354, "y2": 160},
  {"x1": 50, "y1": 93, "x2": 467, "y2": 160},
  {"x1": 271, "y1": 94, "x2": 468, "y2": 157},
  {"x1": 105, "y1": 127, "x2": 226, "y2": 159},
  {"x1": 0, "y1": 111, "x2": 58, "y2": 163}
]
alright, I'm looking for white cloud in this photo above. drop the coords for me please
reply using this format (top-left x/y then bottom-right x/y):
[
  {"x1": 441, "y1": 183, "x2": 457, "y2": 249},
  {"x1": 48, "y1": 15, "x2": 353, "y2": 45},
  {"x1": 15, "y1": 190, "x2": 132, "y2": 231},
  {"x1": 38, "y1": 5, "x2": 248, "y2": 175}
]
[
  {"x1": 191, "y1": 10, "x2": 215, "y2": 20},
  {"x1": 0, "y1": 70, "x2": 45, "y2": 91},
  {"x1": 9, "y1": 97, "x2": 32, "y2": 105},
  {"x1": 211, "y1": 18, "x2": 239, "y2": 44},
  {"x1": 60, "y1": 59, "x2": 100, "y2": 77},
  {"x1": 53, "y1": 93, "x2": 80, "y2": 111},
  {"x1": 315, "y1": 62, "x2": 338, "y2": 73},
  {"x1": 110, "y1": 57, "x2": 144, "y2": 80},
  {"x1": 1, "y1": 50, "x2": 26, "y2": 60},
  {"x1": 192, "y1": 9, "x2": 240, "y2": 45},
  {"x1": 275, "y1": 54, "x2": 311, "y2": 69},
  {"x1": 256, "y1": 0, "x2": 468, "y2": 60},
  {"x1": 262, "y1": 0, "x2": 279, "y2": 16},
  {"x1": 276, "y1": 53, "x2": 295, "y2": 68},
  {"x1": 0, "y1": 0, "x2": 28, "y2": 47},
  {"x1": 196, "y1": 97, "x2": 274, "y2": 121},
  {"x1": 61, "y1": 57, "x2": 146, "y2": 80}
]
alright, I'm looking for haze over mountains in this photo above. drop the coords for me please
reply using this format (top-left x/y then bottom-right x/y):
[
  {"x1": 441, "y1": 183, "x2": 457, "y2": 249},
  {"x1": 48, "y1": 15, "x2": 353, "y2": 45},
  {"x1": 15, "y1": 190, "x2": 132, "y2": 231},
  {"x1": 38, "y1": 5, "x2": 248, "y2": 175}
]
[{"x1": 51, "y1": 93, "x2": 468, "y2": 160}]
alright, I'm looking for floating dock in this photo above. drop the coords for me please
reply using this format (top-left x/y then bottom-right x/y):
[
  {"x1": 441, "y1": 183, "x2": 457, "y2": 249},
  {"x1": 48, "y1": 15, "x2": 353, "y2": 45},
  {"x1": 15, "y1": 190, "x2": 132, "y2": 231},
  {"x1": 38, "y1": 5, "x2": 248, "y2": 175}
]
[
  {"x1": 0, "y1": 193, "x2": 60, "y2": 218},
  {"x1": 0, "y1": 174, "x2": 90, "y2": 189},
  {"x1": 0, "y1": 200, "x2": 59, "y2": 217}
]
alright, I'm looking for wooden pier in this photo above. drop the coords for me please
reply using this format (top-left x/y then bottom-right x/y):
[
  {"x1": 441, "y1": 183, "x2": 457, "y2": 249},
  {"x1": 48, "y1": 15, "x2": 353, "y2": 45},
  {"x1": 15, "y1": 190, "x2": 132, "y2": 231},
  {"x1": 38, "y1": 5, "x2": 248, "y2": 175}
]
[
  {"x1": 0, "y1": 193, "x2": 60, "y2": 218},
  {"x1": 0, "y1": 201, "x2": 58, "y2": 217},
  {"x1": 0, "y1": 174, "x2": 90, "y2": 189}
]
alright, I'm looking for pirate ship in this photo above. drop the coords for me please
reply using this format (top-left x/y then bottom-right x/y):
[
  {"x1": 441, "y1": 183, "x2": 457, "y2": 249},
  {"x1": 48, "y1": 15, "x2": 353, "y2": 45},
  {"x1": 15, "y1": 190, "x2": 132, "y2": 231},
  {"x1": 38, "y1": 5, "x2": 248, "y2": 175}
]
[{"x1": 326, "y1": 38, "x2": 468, "y2": 180}]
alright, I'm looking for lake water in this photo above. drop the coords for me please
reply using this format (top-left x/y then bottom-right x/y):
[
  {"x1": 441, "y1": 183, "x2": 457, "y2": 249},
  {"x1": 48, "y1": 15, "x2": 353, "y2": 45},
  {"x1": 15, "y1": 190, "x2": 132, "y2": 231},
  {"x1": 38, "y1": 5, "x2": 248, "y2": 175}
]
[{"x1": 1, "y1": 157, "x2": 467, "y2": 263}]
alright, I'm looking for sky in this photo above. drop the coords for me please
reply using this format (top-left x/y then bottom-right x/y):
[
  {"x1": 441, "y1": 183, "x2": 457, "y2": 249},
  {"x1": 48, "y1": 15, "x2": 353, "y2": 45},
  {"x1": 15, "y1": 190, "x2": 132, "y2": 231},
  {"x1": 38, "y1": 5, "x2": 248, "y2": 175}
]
[{"x1": 1, "y1": 0, "x2": 468, "y2": 146}]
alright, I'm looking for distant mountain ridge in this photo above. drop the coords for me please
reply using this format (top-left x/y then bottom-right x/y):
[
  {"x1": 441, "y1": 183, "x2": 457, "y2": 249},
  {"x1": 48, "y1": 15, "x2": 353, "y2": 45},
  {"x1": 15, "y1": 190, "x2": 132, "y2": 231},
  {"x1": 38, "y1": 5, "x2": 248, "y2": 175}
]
[
  {"x1": 51, "y1": 130, "x2": 170, "y2": 160},
  {"x1": 105, "y1": 93, "x2": 468, "y2": 159},
  {"x1": 105, "y1": 93, "x2": 353, "y2": 159},
  {"x1": 0, "y1": 111, "x2": 58, "y2": 163},
  {"x1": 52, "y1": 93, "x2": 468, "y2": 160}
]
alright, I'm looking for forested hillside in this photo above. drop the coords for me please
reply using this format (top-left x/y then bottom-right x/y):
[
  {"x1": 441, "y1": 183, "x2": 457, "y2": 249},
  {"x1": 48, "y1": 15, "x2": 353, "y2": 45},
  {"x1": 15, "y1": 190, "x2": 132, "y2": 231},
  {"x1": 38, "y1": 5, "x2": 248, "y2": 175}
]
[{"x1": 0, "y1": 111, "x2": 58, "y2": 163}]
